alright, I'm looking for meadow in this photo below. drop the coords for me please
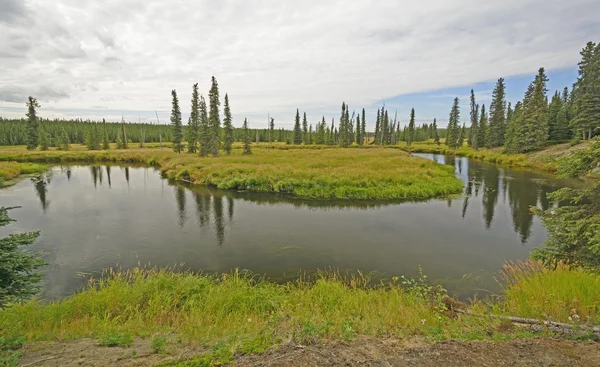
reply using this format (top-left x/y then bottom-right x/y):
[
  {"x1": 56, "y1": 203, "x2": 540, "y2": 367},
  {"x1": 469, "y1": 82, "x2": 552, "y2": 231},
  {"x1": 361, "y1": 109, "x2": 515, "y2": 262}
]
[{"x1": 0, "y1": 144, "x2": 463, "y2": 200}]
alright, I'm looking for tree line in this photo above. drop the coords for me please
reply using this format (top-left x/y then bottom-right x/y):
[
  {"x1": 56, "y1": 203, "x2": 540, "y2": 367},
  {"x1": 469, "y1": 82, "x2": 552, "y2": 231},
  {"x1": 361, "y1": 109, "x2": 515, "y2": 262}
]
[{"x1": 446, "y1": 41, "x2": 600, "y2": 153}]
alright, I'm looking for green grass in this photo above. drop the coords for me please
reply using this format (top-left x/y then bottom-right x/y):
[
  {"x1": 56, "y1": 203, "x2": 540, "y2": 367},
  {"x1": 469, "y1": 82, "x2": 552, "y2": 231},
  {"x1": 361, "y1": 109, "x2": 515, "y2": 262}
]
[
  {"x1": 0, "y1": 145, "x2": 462, "y2": 200},
  {"x1": 495, "y1": 261, "x2": 600, "y2": 324},
  {"x1": 0, "y1": 161, "x2": 47, "y2": 187},
  {"x1": 4, "y1": 262, "x2": 597, "y2": 361}
]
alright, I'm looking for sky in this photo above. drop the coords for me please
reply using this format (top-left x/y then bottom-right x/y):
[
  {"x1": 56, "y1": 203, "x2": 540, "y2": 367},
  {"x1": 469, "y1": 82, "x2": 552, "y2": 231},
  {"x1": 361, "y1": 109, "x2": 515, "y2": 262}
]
[{"x1": 1, "y1": 0, "x2": 598, "y2": 130}]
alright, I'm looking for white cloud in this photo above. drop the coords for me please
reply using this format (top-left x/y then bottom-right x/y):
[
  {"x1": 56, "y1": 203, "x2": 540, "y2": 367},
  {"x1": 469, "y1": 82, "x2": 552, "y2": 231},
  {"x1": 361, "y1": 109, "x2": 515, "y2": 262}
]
[{"x1": 0, "y1": 0, "x2": 598, "y2": 128}]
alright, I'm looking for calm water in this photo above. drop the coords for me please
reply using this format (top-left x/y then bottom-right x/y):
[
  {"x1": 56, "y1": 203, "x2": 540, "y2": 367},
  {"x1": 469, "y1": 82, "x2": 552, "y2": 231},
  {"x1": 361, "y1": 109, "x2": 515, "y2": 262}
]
[{"x1": 0, "y1": 156, "x2": 581, "y2": 299}]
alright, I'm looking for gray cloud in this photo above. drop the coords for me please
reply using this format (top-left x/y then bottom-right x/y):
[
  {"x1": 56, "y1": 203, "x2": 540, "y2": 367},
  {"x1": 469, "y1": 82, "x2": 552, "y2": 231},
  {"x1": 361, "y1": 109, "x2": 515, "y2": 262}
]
[
  {"x1": 0, "y1": 85, "x2": 70, "y2": 103},
  {"x1": 0, "y1": 0, "x2": 26, "y2": 23},
  {"x1": 0, "y1": 0, "x2": 599, "y2": 126}
]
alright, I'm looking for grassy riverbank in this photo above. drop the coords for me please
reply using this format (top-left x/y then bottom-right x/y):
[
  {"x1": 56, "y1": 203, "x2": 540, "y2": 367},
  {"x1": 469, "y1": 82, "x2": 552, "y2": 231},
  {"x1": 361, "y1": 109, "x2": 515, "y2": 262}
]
[
  {"x1": 0, "y1": 161, "x2": 47, "y2": 187},
  {"x1": 0, "y1": 145, "x2": 462, "y2": 200},
  {"x1": 1, "y1": 262, "x2": 598, "y2": 366},
  {"x1": 394, "y1": 140, "x2": 594, "y2": 172}
]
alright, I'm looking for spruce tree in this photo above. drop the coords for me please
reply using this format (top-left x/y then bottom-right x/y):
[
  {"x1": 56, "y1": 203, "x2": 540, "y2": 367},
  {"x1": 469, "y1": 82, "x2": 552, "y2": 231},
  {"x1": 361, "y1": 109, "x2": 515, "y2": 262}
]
[
  {"x1": 39, "y1": 126, "x2": 49, "y2": 151},
  {"x1": 511, "y1": 68, "x2": 549, "y2": 153},
  {"x1": 374, "y1": 109, "x2": 381, "y2": 145},
  {"x1": 355, "y1": 114, "x2": 361, "y2": 145},
  {"x1": 102, "y1": 118, "x2": 109, "y2": 149},
  {"x1": 477, "y1": 104, "x2": 488, "y2": 148},
  {"x1": 317, "y1": 117, "x2": 326, "y2": 144},
  {"x1": 361, "y1": 108, "x2": 366, "y2": 145},
  {"x1": 223, "y1": 93, "x2": 233, "y2": 154},
  {"x1": 116, "y1": 130, "x2": 123, "y2": 149},
  {"x1": 121, "y1": 118, "x2": 128, "y2": 149},
  {"x1": 446, "y1": 97, "x2": 460, "y2": 148},
  {"x1": 207, "y1": 76, "x2": 221, "y2": 156},
  {"x1": 59, "y1": 128, "x2": 70, "y2": 150},
  {"x1": 572, "y1": 42, "x2": 600, "y2": 140},
  {"x1": 293, "y1": 109, "x2": 302, "y2": 144},
  {"x1": 25, "y1": 96, "x2": 40, "y2": 150},
  {"x1": 187, "y1": 83, "x2": 200, "y2": 153},
  {"x1": 407, "y1": 108, "x2": 415, "y2": 147},
  {"x1": 488, "y1": 78, "x2": 507, "y2": 147},
  {"x1": 242, "y1": 118, "x2": 251, "y2": 155},
  {"x1": 504, "y1": 101, "x2": 520, "y2": 153},
  {"x1": 432, "y1": 119, "x2": 440, "y2": 144},
  {"x1": 328, "y1": 119, "x2": 335, "y2": 145},
  {"x1": 548, "y1": 91, "x2": 563, "y2": 141},
  {"x1": 469, "y1": 89, "x2": 479, "y2": 148},
  {"x1": 269, "y1": 117, "x2": 275, "y2": 145},
  {"x1": 0, "y1": 207, "x2": 46, "y2": 307},
  {"x1": 199, "y1": 95, "x2": 209, "y2": 156},
  {"x1": 458, "y1": 123, "x2": 466, "y2": 147},
  {"x1": 308, "y1": 124, "x2": 313, "y2": 144},
  {"x1": 302, "y1": 112, "x2": 308, "y2": 144},
  {"x1": 170, "y1": 89, "x2": 183, "y2": 153}
]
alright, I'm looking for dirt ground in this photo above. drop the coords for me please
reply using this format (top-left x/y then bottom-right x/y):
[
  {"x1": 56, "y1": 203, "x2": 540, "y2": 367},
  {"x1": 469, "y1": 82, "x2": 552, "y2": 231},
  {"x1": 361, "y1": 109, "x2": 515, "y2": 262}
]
[{"x1": 18, "y1": 337, "x2": 600, "y2": 367}]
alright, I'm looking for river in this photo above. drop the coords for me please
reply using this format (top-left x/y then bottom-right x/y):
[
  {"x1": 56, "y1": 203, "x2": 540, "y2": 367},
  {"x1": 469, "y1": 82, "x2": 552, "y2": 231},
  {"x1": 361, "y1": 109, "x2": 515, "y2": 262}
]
[{"x1": 0, "y1": 154, "x2": 582, "y2": 299}]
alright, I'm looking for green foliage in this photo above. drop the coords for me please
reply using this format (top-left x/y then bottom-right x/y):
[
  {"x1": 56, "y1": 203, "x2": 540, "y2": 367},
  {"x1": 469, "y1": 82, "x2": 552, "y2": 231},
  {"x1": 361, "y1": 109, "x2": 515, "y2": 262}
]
[
  {"x1": 571, "y1": 41, "x2": 600, "y2": 140},
  {"x1": 506, "y1": 68, "x2": 549, "y2": 153},
  {"x1": 25, "y1": 97, "x2": 40, "y2": 151},
  {"x1": 199, "y1": 95, "x2": 209, "y2": 157},
  {"x1": 85, "y1": 121, "x2": 101, "y2": 150},
  {"x1": 38, "y1": 126, "x2": 49, "y2": 151},
  {"x1": 487, "y1": 78, "x2": 506, "y2": 147},
  {"x1": 223, "y1": 94, "x2": 233, "y2": 155},
  {"x1": 446, "y1": 97, "x2": 461, "y2": 148},
  {"x1": 407, "y1": 108, "x2": 415, "y2": 147},
  {"x1": 170, "y1": 90, "x2": 184, "y2": 154},
  {"x1": 99, "y1": 332, "x2": 134, "y2": 347},
  {"x1": 242, "y1": 118, "x2": 252, "y2": 155},
  {"x1": 102, "y1": 119, "x2": 110, "y2": 149},
  {"x1": 207, "y1": 76, "x2": 221, "y2": 156},
  {"x1": 0, "y1": 207, "x2": 46, "y2": 308},
  {"x1": 293, "y1": 109, "x2": 302, "y2": 145},
  {"x1": 533, "y1": 140, "x2": 600, "y2": 270},
  {"x1": 302, "y1": 111, "x2": 309, "y2": 144},
  {"x1": 432, "y1": 119, "x2": 440, "y2": 145},
  {"x1": 468, "y1": 89, "x2": 479, "y2": 149},
  {"x1": 187, "y1": 83, "x2": 200, "y2": 154},
  {"x1": 151, "y1": 336, "x2": 168, "y2": 354}
]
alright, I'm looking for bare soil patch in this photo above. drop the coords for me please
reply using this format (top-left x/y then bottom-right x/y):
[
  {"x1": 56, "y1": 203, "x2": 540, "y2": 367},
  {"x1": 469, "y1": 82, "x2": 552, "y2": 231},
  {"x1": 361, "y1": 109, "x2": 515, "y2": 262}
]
[{"x1": 19, "y1": 337, "x2": 600, "y2": 367}]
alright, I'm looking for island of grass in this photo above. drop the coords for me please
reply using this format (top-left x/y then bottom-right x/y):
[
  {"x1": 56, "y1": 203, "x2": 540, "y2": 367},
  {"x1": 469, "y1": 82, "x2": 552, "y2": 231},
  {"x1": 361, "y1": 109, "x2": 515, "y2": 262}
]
[
  {"x1": 0, "y1": 145, "x2": 463, "y2": 200},
  {"x1": 0, "y1": 161, "x2": 47, "y2": 187}
]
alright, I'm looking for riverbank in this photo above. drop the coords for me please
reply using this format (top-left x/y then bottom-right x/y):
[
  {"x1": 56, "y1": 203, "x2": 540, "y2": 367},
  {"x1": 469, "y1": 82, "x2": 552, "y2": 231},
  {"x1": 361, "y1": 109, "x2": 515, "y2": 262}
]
[
  {"x1": 0, "y1": 145, "x2": 462, "y2": 200},
  {"x1": 1, "y1": 262, "x2": 599, "y2": 366},
  {"x1": 396, "y1": 141, "x2": 592, "y2": 173},
  {"x1": 0, "y1": 161, "x2": 47, "y2": 188}
]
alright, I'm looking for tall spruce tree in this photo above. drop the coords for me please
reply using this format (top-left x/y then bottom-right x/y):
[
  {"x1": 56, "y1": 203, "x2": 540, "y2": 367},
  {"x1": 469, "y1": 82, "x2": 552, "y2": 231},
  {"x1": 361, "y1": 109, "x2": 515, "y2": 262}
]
[
  {"x1": 504, "y1": 101, "x2": 520, "y2": 153},
  {"x1": 293, "y1": 109, "x2": 302, "y2": 144},
  {"x1": 446, "y1": 97, "x2": 460, "y2": 148},
  {"x1": 477, "y1": 104, "x2": 487, "y2": 148},
  {"x1": 207, "y1": 76, "x2": 221, "y2": 156},
  {"x1": 468, "y1": 90, "x2": 479, "y2": 148},
  {"x1": 328, "y1": 119, "x2": 335, "y2": 145},
  {"x1": 242, "y1": 118, "x2": 251, "y2": 155},
  {"x1": 102, "y1": 118, "x2": 109, "y2": 149},
  {"x1": 548, "y1": 91, "x2": 563, "y2": 141},
  {"x1": 355, "y1": 114, "x2": 361, "y2": 145},
  {"x1": 407, "y1": 108, "x2": 415, "y2": 147},
  {"x1": 170, "y1": 89, "x2": 183, "y2": 153},
  {"x1": 120, "y1": 117, "x2": 128, "y2": 149},
  {"x1": 458, "y1": 123, "x2": 466, "y2": 147},
  {"x1": 269, "y1": 117, "x2": 275, "y2": 145},
  {"x1": 223, "y1": 93, "x2": 234, "y2": 154},
  {"x1": 432, "y1": 119, "x2": 440, "y2": 144},
  {"x1": 58, "y1": 128, "x2": 70, "y2": 150},
  {"x1": 199, "y1": 95, "x2": 209, "y2": 156},
  {"x1": 25, "y1": 96, "x2": 40, "y2": 150},
  {"x1": 488, "y1": 78, "x2": 507, "y2": 147},
  {"x1": 510, "y1": 68, "x2": 549, "y2": 153},
  {"x1": 572, "y1": 42, "x2": 600, "y2": 140},
  {"x1": 187, "y1": 83, "x2": 200, "y2": 153},
  {"x1": 361, "y1": 108, "x2": 366, "y2": 145},
  {"x1": 302, "y1": 112, "x2": 308, "y2": 144},
  {"x1": 374, "y1": 109, "x2": 381, "y2": 145}
]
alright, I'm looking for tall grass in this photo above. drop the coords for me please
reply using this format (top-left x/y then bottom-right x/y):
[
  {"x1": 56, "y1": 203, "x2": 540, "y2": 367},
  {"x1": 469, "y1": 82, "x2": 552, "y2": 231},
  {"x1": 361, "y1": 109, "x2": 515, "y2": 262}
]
[
  {"x1": 0, "y1": 161, "x2": 47, "y2": 187},
  {"x1": 498, "y1": 260, "x2": 600, "y2": 324},
  {"x1": 0, "y1": 145, "x2": 463, "y2": 200}
]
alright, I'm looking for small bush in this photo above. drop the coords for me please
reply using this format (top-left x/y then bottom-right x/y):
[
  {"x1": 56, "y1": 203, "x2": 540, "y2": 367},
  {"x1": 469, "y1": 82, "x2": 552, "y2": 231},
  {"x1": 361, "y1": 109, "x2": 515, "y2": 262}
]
[{"x1": 99, "y1": 332, "x2": 134, "y2": 347}]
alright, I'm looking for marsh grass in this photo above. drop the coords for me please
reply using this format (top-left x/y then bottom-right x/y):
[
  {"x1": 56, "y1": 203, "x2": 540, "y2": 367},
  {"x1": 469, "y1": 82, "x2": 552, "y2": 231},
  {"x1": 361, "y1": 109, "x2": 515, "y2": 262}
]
[
  {"x1": 0, "y1": 161, "x2": 47, "y2": 187},
  {"x1": 0, "y1": 145, "x2": 462, "y2": 200},
  {"x1": 496, "y1": 260, "x2": 600, "y2": 324}
]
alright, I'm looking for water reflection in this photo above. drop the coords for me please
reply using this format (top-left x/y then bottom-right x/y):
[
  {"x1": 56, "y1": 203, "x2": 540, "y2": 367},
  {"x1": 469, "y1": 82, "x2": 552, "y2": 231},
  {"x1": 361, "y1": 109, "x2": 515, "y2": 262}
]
[
  {"x1": 3, "y1": 160, "x2": 584, "y2": 300},
  {"x1": 415, "y1": 154, "x2": 582, "y2": 244}
]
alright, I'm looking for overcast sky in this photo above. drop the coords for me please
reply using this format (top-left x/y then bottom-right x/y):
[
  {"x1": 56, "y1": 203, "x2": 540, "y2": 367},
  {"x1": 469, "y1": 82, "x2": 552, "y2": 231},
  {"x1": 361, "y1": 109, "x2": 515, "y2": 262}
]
[{"x1": 1, "y1": 0, "x2": 598, "y2": 128}]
